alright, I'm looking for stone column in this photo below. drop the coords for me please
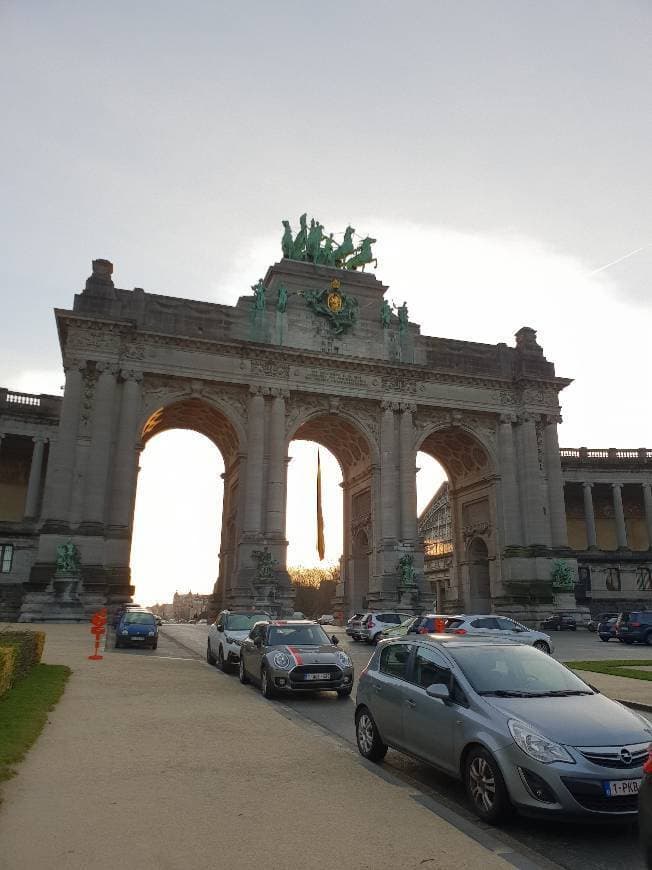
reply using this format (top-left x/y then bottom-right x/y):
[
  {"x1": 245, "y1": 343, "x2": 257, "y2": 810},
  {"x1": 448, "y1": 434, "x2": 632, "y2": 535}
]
[
  {"x1": 498, "y1": 414, "x2": 522, "y2": 546},
  {"x1": 266, "y1": 389, "x2": 287, "y2": 538},
  {"x1": 582, "y1": 482, "x2": 597, "y2": 549},
  {"x1": 380, "y1": 401, "x2": 397, "y2": 542},
  {"x1": 642, "y1": 483, "x2": 652, "y2": 551},
  {"x1": 24, "y1": 436, "x2": 47, "y2": 518},
  {"x1": 44, "y1": 360, "x2": 85, "y2": 523},
  {"x1": 82, "y1": 362, "x2": 118, "y2": 527},
  {"x1": 108, "y1": 371, "x2": 143, "y2": 529},
  {"x1": 399, "y1": 403, "x2": 417, "y2": 543},
  {"x1": 612, "y1": 483, "x2": 629, "y2": 549},
  {"x1": 543, "y1": 415, "x2": 569, "y2": 548},
  {"x1": 518, "y1": 413, "x2": 546, "y2": 544},
  {"x1": 243, "y1": 386, "x2": 266, "y2": 536}
]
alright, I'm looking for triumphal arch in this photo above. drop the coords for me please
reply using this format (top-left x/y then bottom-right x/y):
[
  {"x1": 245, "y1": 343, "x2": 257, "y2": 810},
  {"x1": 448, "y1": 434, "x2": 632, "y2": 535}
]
[{"x1": 21, "y1": 218, "x2": 576, "y2": 620}]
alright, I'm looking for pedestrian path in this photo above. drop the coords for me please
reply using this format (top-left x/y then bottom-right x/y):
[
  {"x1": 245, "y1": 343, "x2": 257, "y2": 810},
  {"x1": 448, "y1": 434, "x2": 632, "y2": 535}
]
[{"x1": 0, "y1": 625, "x2": 512, "y2": 870}]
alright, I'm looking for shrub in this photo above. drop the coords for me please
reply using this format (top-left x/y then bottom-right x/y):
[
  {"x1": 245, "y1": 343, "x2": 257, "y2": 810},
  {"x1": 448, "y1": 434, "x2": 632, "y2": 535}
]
[
  {"x1": 0, "y1": 631, "x2": 46, "y2": 686},
  {"x1": 0, "y1": 647, "x2": 16, "y2": 698}
]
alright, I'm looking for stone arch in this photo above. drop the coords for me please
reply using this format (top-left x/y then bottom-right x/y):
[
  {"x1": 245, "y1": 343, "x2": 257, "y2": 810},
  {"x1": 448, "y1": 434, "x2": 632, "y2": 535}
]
[
  {"x1": 416, "y1": 423, "x2": 495, "y2": 485},
  {"x1": 140, "y1": 396, "x2": 243, "y2": 470},
  {"x1": 467, "y1": 536, "x2": 491, "y2": 612},
  {"x1": 286, "y1": 406, "x2": 379, "y2": 472}
]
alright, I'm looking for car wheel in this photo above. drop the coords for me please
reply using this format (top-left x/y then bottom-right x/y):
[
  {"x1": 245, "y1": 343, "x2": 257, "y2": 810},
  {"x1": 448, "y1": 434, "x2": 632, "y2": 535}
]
[
  {"x1": 217, "y1": 645, "x2": 230, "y2": 672},
  {"x1": 152, "y1": 640, "x2": 158, "y2": 650},
  {"x1": 464, "y1": 747, "x2": 512, "y2": 825},
  {"x1": 533, "y1": 640, "x2": 550, "y2": 654},
  {"x1": 623, "y1": 639, "x2": 634, "y2": 645},
  {"x1": 644, "y1": 632, "x2": 652, "y2": 647},
  {"x1": 570, "y1": 625, "x2": 577, "y2": 631},
  {"x1": 600, "y1": 636, "x2": 609, "y2": 642},
  {"x1": 206, "y1": 641, "x2": 217, "y2": 666},
  {"x1": 618, "y1": 637, "x2": 625, "y2": 643},
  {"x1": 260, "y1": 667, "x2": 275, "y2": 699},
  {"x1": 372, "y1": 633, "x2": 382, "y2": 645},
  {"x1": 337, "y1": 687, "x2": 352, "y2": 698},
  {"x1": 239, "y1": 656, "x2": 249, "y2": 684},
  {"x1": 355, "y1": 707, "x2": 388, "y2": 762}
]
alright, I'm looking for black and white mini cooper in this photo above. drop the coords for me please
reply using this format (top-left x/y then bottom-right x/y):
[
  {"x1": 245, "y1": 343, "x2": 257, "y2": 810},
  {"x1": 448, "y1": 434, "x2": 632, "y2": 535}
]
[{"x1": 239, "y1": 620, "x2": 354, "y2": 699}]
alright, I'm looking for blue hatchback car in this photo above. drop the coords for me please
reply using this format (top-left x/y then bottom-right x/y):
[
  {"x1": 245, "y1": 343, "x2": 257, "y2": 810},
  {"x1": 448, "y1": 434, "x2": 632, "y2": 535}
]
[{"x1": 115, "y1": 611, "x2": 158, "y2": 649}]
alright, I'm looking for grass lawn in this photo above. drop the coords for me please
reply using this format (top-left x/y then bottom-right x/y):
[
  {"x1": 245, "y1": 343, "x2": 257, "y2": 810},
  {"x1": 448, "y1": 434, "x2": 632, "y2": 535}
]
[
  {"x1": 0, "y1": 663, "x2": 71, "y2": 787},
  {"x1": 567, "y1": 659, "x2": 652, "y2": 681}
]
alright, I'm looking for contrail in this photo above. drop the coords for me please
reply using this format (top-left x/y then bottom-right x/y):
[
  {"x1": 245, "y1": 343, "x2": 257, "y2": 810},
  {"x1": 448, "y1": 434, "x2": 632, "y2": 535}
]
[{"x1": 589, "y1": 243, "x2": 652, "y2": 275}]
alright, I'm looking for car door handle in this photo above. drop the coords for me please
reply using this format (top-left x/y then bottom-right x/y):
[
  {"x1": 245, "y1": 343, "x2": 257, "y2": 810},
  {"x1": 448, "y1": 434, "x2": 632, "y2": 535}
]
[{"x1": 405, "y1": 699, "x2": 416, "y2": 708}]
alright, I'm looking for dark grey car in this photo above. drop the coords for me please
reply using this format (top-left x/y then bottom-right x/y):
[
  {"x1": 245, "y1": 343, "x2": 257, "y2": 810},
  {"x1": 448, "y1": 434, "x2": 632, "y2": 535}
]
[
  {"x1": 356, "y1": 636, "x2": 652, "y2": 824},
  {"x1": 239, "y1": 620, "x2": 354, "y2": 699}
]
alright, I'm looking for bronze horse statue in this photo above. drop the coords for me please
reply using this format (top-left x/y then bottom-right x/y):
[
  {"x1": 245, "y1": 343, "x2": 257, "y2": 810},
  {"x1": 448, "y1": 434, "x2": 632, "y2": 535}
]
[{"x1": 345, "y1": 237, "x2": 377, "y2": 271}]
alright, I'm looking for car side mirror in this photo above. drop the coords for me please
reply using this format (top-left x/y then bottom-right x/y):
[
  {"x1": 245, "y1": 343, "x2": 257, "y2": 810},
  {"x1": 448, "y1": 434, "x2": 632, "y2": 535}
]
[
  {"x1": 254, "y1": 637, "x2": 263, "y2": 648},
  {"x1": 425, "y1": 683, "x2": 450, "y2": 701},
  {"x1": 217, "y1": 624, "x2": 224, "y2": 632},
  {"x1": 331, "y1": 635, "x2": 339, "y2": 645}
]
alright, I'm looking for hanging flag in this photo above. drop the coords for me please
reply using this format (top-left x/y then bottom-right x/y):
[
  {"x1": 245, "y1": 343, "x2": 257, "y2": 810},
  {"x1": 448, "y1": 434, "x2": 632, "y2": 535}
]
[{"x1": 316, "y1": 449, "x2": 325, "y2": 561}]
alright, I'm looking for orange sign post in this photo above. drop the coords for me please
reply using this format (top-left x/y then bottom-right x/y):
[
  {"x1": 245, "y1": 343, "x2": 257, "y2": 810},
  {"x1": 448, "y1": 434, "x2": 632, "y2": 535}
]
[{"x1": 88, "y1": 608, "x2": 107, "y2": 660}]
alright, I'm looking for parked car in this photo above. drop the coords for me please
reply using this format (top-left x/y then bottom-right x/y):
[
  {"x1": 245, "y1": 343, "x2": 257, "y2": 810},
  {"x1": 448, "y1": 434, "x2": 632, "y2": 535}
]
[
  {"x1": 208, "y1": 610, "x2": 271, "y2": 671},
  {"x1": 381, "y1": 616, "x2": 419, "y2": 639},
  {"x1": 408, "y1": 614, "x2": 453, "y2": 635},
  {"x1": 355, "y1": 612, "x2": 406, "y2": 644},
  {"x1": 318, "y1": 614, "x2": 335, "y2": 625},
  {"x1": 115, "y1": 610, "x2": 159, "y2": 649},
  {"x1": 355, "y1": 635, "x2": 651, "y2": 823},
  {"x1": 616, "y1": 611, "x2": 652, "y2": 645},
  {"x1": 598, "y1": 616, "x2": 619, "y2": 642},
  {"x1": 587, "y1": 612, "x2": 618, "y2": 633},
  {"x1": 639, "y1": 746, "x2": 652, "y2": 867},
  {"x1": 239, "y1": 620, "x2": 354, "y2": 698},
  {"x1": 345, "y1": 613, "x2": 364, "y2": 637},
  {"x1": 445, "y1": 614, "x2": 554, "y2": 654},
  {"x1": 540, "y1": 613, "x2": 577, "y2": 632}
]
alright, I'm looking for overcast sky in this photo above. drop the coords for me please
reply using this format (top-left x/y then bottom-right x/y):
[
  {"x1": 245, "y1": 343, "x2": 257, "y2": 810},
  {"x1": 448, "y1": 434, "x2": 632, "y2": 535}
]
[{"x1": 2, "y1": 3, "x2": 650, "y2": 602}]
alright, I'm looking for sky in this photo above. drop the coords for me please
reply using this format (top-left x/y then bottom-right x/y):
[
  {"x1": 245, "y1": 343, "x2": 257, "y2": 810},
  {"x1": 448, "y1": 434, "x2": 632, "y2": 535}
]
[{"x1": 2, "y1": 2, "x2": 650, "y2": 604}]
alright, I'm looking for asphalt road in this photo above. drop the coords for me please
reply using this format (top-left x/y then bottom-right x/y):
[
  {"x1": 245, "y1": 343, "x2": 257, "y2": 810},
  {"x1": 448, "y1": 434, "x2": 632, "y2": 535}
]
[{"x1": 161, "y1": 623, "x2": 648, "y2": 870}]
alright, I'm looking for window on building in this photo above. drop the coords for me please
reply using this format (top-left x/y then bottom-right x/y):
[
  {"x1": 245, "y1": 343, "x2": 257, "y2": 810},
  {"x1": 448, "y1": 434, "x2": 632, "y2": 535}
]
[{"x1": 1, "y1": 544, "x2": 14, "y2": 573}]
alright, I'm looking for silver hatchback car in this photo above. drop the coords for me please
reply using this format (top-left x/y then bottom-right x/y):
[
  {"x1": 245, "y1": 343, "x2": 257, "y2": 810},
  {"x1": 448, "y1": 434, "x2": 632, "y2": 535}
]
[{"x1": 355, "y1": 636, "x2": 651, "y2": 823}]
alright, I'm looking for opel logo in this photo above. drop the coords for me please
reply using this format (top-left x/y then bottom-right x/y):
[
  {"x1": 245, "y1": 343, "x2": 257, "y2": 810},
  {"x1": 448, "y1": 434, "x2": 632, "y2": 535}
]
[{"x1": 620, "y1": 748, "x2": 633, "y2": 765}]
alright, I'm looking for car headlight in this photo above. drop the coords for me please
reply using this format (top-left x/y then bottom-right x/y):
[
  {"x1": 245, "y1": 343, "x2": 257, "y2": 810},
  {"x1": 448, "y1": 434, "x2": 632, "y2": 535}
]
[
  {"x1": 508, "y1": 719, "x2": 575, "y2": 764},
  {"x1": 148, "y1": 631, "x2": 155, "y2": 636},
  {"x1": 273, "y1": 652, "x2": 292, "y2": 669},
  {"x1": 336, "y1": 651, "x2": 351, "y2": 668},
  {"x1": 121, "y1": 630, "x2": 129, "y2": 635}
]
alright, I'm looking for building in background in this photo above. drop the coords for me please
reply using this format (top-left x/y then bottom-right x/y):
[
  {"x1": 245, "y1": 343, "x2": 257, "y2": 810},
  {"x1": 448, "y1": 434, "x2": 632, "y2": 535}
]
[
  {"x1": 418, "y1": 448, "x2": 652, "y2": 616},
  {"x1": 172, "y1": 590, "x2": 210, "y2": 622}
]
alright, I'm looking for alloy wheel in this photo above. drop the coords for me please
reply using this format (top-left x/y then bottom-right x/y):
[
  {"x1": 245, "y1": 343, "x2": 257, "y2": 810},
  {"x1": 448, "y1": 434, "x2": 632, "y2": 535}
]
[
  {"x1": 533, "y1": 640, "x2": 549, "y2": 654},
  {"x1": 357, "y1": 713, "x2": 374, "y2": 754},
  {"x1": 469, "y1": 756, "x2": 496, "y2": 813}
]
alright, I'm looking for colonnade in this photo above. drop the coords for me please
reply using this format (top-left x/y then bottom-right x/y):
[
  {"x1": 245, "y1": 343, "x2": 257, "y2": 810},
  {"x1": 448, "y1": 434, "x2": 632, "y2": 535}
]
[{"x1": 580, "y1": 481, "x2": 652, "y2": 550}]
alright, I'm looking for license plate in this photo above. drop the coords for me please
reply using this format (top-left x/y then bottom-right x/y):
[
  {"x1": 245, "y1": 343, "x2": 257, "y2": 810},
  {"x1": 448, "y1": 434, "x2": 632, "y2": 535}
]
[
  {"x1": 305, "y1": 672, "x2": 330, "y2": 681},
  {"x1": 130, "y1": 637, "x2": 144, "y2": 641},
  {"x1": 604, "y1": 779, "x2": 641, "y2": 796}
]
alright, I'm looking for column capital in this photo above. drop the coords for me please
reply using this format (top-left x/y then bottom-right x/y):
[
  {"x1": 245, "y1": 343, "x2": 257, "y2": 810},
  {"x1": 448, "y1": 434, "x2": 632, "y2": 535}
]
[
  {"x1": 582, "y1": 481, "x2": 594, "y2": 489},
  {"x1": 517, "y1": 412, "x2": 540, "y2": 424},
  {"x1": 63, "y1": 357, "x2": 87, "y2": 373},
  {"x1": 543, "y1": 413, "x2": 563, "y2": 426},
  {"x1": 248, "y1": 384, "x2": 267, "y2": 397},
  {"x1": 499, "y1": 412, "x2": 517, "y2": 425},
  {"x1": 120, "y1": 369, "x2": 143, "y2": 383},
  {"x1": 270, "y1": 387, "x2": 289, "y2": 399},
  {"x1": 96, "y1": 361, "x2": 119, "y2": 376},
  {"x1": 31, "y1": 435, "x2": 48, "y2": 444},
  {"x1": 611, "y1": 482, "x2": 624, "y2": 491},
  {"x1": 642, "y1": 482, "x2": 652, "y2": 492},
  {"x1": 380, "y1": 400, "x2": 399, "y2": 412},
  {"x1": 399, "y1": 402, "x2": 417, "y2": 414}
]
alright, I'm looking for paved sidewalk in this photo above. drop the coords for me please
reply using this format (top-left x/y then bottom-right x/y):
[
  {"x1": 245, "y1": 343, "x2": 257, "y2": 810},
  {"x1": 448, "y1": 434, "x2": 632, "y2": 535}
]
[{"x1": 0, "y1": 625, "x2": 512, "y2": 870}]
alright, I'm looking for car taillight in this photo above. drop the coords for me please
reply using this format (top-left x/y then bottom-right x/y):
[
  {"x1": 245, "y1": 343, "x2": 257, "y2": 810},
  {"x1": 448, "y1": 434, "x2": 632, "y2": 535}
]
[
  {"x1": 630, "y1": 622, "x2": 641, "y2": 628},
  {"x1": 365, "y1": 616, "x2": 374, "y2": 627},
  {"x1": 417, "y1": 627, "x2": 428, "y2": 634},
  {"x1": 454, "y1": 628, "x2": 466, "y2": 635},
  {"x1": 644, "y1": 748, "x2": 652, "y2": 775}
]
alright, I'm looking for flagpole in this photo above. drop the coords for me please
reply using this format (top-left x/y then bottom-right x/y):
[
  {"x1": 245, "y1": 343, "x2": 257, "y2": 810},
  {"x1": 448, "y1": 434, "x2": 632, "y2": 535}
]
[{"x1": 317, "y1": 449, "x2": 325, "y2": 561}]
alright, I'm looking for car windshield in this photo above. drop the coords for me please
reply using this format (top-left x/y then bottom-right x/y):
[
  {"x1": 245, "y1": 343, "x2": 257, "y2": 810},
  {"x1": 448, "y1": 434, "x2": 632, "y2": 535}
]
[
  {"x1": 123, "y1": 612, "x2": 155, "y2": 625},
  {"x1": 448, "y1": 645, "x2": 594, "y2": 697},
  {"x1": 225, "y1": 613, "x2": 269, "y2": 631},
  {"x1": 267, "y1": 625, "x2": 331, "y2": 646}
]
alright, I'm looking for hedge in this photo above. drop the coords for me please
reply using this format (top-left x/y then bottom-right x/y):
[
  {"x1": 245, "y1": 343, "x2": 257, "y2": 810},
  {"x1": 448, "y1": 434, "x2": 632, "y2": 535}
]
[{"x1": 0, "y1": 631, "x2": 46, "y2": 696}]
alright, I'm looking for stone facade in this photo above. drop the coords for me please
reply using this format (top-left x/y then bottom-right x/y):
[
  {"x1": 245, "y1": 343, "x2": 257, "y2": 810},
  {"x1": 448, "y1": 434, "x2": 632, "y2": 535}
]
[
  {"x1": 419, "y1": 447, "x2": 652, "y2": 618},
  {"x1": 1, "y1": 254, "x2": 577, "y2": 621}
]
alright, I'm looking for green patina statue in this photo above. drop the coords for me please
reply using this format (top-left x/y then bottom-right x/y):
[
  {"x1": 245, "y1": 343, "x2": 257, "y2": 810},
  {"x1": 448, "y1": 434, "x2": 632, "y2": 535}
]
[
  {"x1": 56, "y1": 539, "x2": 81, "y2": 575},
  {"x1": 251, "y1": 278, "x2": 266, "y2": 311},
  {"x1": 303, "y1": 282, "x2": 358, "y2": 335},
  {"x1": 252, "y1": 547, "x2": 277, "y2": 583},
  {"x1": 397, "y1": 553, "x2": 417, "y2": 586},
  {"x1": 551, "y1": 559, "x2": 574, "y2": 591},
  {"x1": 380, "y1": 298, "x2": 392, "y2": 328},
  {"x1": 276, "y1": 285, "x2": 288, "y2": 313},
  {"x1": 281, "y1": 217, "x2": 377, "y2": 271},
  {"x1": 396, "y1": 301, "x2": 409, "y2": 331}
]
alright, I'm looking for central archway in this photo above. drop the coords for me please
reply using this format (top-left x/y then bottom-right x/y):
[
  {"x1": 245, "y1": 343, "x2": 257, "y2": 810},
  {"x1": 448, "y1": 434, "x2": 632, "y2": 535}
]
[
  {"x1": 417, "y1": 424, "x2": 495, "y2": 612},
  {"x1": 287, "y1": 411, "x2": 376, "y2": 620}
]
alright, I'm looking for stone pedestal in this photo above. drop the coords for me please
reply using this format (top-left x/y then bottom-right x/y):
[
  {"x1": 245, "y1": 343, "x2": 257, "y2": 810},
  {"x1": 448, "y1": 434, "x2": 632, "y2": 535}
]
[{"x1": 19, "y1": 571, "x2": 87, "y2": 622}]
